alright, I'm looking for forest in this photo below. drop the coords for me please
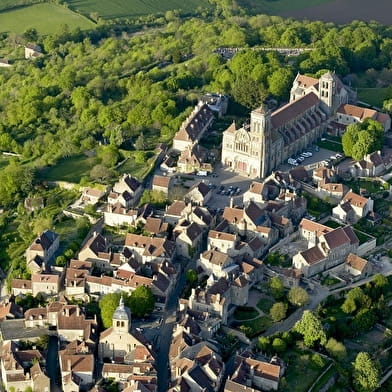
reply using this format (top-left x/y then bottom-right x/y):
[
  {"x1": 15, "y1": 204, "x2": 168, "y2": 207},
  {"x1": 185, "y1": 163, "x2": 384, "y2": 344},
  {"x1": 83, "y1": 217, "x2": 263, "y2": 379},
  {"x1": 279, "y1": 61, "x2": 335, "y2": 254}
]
[{"x1": 0, "y1": 7, "x2": 391, "y2": 207}]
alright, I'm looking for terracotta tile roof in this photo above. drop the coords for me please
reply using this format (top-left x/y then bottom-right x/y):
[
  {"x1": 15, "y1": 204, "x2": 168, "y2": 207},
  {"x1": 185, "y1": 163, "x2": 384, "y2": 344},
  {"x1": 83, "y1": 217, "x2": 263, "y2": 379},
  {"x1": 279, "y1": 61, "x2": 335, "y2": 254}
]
[
  {"x1": 208, "y1": 230, "x2": 236, "y2": 242},
  {"x1": 31, "y1": 273, "x2": 59, "y2": 284},
  {"x1": 322, "y1": 227, "x2": 351, "y2": 249},
  {"x1": 376, "y1": 112, "x2": 390, "y2": 126},
  {"x1": 225, "y1": 380, "x2": 257, "y2": 392},
  {"x1": 296, "y1": 74, "x2": 319, "y2": 88},
  {"x1": 25, "y1": 307, "x2": 48, "y2": 320},
  {"x1": 343, "y1": 191, "x2": 369, "y2": 209},
  {"x1": 313, "y1": 167, "x2": 334, "y2": 180},
  {"x1": 271, "y1": 92, "x2": 319, "y2": 129},
  {"x1": 60, "y1": 352, "x2": 94, "y2": 373},
  {"x1": 242, "y1": 356, "x2": 280, "y2": 382},
  {"x1": 69, "y1": 260, "x2": 92, "y2": 270},
  {"x1": 223, "y1": 207, "x2": 244, "y2": 223},
  {"x1": 346, "y1": 253, "x2": 368, "y2": 272},
  {"x1": 319, "y1": 182, "x2": 345, "y2": 194},
  {"x1": 125, "y1": 234, "x2": 175, "y2": 258},
  {"x1": 83, "y1": 187, "x2": 104, "y2": 198},
  {"x1": 337, "y1": 104, "x2": 377, "y2": 121},
  {"x1": 299, "y1": 218, "x2": 332, "y2": 236},
  {"x1": 233, "y1": 275, "x2": 249, "y2": 288},
  {"x1": 300, "y1": 246, "x2": 325, "y2": 265},
  {"x1": 152, "y1": 175, "x2": 171, "y2": 188},
  {"x1": 144, "y1": 217, "x2": 168, "y2": 235},
  {"x1": 11, "y1": 279, "x2": 32, "y2": 289},
  {"x1": 166, "y1": 200, "x2": 186, "y2": 217},
  {"x1": 201, "y1": 249, "x2": 230, "y2": 266}
]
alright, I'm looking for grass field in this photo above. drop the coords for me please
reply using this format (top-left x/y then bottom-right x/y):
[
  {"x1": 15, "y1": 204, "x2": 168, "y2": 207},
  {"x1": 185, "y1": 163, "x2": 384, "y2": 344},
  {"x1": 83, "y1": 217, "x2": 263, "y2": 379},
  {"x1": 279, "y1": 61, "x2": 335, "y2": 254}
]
[
  {"x1": 0, "y1": 3, "x2": 95, "y2": 34},
  {"x1": 238, "y1": 0, "x2": 333, "y2": 14},
  {"x1": 66, "y1": 0, "x2": 211, "y2": 19},
  {"x1": 239, "y1": 0, "x2": 392, "y2": 24},
  {"x1": 357, "y1": 88, "x2": 389, "y2": 109},
  {"x1": 38, "y1": 155, "x2": 97, "y2": 183}
]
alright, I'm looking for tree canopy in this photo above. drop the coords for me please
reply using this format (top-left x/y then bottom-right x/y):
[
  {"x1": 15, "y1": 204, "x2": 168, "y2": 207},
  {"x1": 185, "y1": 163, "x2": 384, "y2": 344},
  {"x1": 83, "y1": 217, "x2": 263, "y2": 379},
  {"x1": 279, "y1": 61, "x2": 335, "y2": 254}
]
[
  {"x1": 342, "y1": 119, "x2": 384, "y2": 161},
  {"x1": 129, "y1": 285, "x2": 155, "y2": 318},
  {"x1": 288, "y1": 286, "x2": 309, "y2": 307},
  {"x1": 294, "y1": 310, "x2": 327, "y2": 347},
  {"x1": 352, "y1": 352, "x2": 380, "y2": 392}
]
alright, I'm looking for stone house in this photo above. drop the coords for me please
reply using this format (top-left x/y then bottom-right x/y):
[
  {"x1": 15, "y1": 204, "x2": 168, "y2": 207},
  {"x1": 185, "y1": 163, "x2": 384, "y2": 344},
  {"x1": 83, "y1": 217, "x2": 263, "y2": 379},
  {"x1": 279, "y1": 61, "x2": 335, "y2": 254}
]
[
  {"x1": 25, "y1": 43, "x2": 42, "y2": 59},
  {"x1": 82, "y1": 187, "x2": 105, "y2": 205},
  {"x1": 174, "y1": 220, "x2": 203, "y2": 259},
  {"x1": 0, "y1": 341, "x2": 49, "y2": 392},
  {"x1": 25, "y1": 230, "x2": 59, "y2": 271},
  {"x1": 152, "y1": 175, "x2": 172, "y2": 194},
  {"x1": 31, "y1": 272, "x2": 61, "y2": 297},
  {"x1": 59, "y1": 340, "x2": 94, "y2": 392},
  {"x1": 185, "y1": 182, "x2": 212, "y2": 206},
  {"x1": 0, "y1": 301, "x2": 23, "y2": 321},
  {"x1": 164, "y1": 200, "x2": 187, "y2": 225},
  {"x1": 225, "y1": 354, "x2": 281, "y2": 391},
  {"x1": 243, "y1": 182, "x2": 279, "y2": 207},
  {"x1": 125, "y1": 233, "x2": 176, "y2": 264},
  {"x1": 177, "y1": 145, "x2": 212, "y2": 174},
  {"x1": 293, "y1": 225, "x2": 359, "y2": 277},
  {"x1": 343, "y1": 253, "x2": 372, "y2": 279},
  {"x1": 173, "y1": 103, "x2": 214, "y2": 152},
  {"x1": 207, "y1": 230, "x2": 238, "y2": 256},
  {"x1": 11, "y1": 279, "x2": 32, "y2": 296},
  {"x1": 350, "y1": 150, "x2": 388, "y2": 177},
  {"x1": 65, "y1": 266, "x2": 90, "y2": 298},
  {"x1": 318, "y1": 181, "x2": 348, "y2": 199},
  {"x1": 332, "y1": 191, "x2": 374, "y2": 223}
]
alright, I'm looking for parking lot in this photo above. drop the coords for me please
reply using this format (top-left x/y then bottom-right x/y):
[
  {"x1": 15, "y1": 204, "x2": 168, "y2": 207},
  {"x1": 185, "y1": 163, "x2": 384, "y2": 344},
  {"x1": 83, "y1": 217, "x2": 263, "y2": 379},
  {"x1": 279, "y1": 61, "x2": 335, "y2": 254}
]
[{"x1": 278, "y1": 147, "x2": 340, "y2": 172}]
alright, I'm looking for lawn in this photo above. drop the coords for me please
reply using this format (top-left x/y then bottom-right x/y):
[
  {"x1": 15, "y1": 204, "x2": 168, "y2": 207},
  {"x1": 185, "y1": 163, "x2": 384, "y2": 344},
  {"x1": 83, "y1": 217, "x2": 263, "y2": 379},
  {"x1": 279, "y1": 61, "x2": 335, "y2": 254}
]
[
  {"x1": 303, "y1": 192, "x2": 332, "y2": 218},
  {"x1": 324, "y1": 220, "x2": 343, "y2": 229},
  {"x1": 0, "y1": 3, "x2": 95, "y2": 34},
  {"x1": 357, "y1": 88, "x2": 389, "y2": 109},
  {"x1": 117, "y1": 153, "x2": 155, "y2": 181},
  {"x1": 317, "y1": 139, "x2": 343, "y2": 153},
  {"x1": 237, "y1": 0, "x2": 333, "y2": 14},
  {"x1": 239, "y1": 315, "x2": 272, "y2": 337},
  {"x1": 343, "y1": 178, "x2": 386, "y2": 195},
  {"x1": 37, "y1": 155, "x2": 98, "y2": 183},
  {"x1": 257, "y1": 296, "x2": 275, "y2": 314},
  {"x1": 233, "y1": 307, "x2": 259, "y2": 321},
  {"x1": 66, "y1": 0, "x2": 211, "y2": 19},
  {"x1": 0, "y1": 155, "x2": 10, "y2": 170},
  {"x1": 280, "y1": 347, "x2": 331, "y2": 392}
]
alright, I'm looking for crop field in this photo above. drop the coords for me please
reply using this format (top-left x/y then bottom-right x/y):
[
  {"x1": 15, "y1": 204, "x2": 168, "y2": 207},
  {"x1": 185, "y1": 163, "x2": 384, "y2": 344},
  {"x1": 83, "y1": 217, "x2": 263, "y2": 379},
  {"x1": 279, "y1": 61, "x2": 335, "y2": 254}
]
[
  {"x1": 65, "y1": 0, "x2": 211, "y2": 19},
  {"x1": 238, "y1": 0, "x2": 333, "y2": 15},
  {"x1": 240, "y1": 0, "x2": 392, "y2": 24},
  {"x1": 0, "y1": 3, "x2": 95, "y2": 34}
]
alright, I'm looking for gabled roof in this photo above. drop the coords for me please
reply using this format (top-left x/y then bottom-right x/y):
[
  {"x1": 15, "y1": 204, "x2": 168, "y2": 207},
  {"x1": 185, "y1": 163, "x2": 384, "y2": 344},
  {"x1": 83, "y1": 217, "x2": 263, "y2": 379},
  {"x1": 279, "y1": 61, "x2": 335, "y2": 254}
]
[
  {"x1": 271, "y1": 92, "x2": 319, "y2": 129},
  {"x1": 346, "y1": 253, "x2": 368, "y2": 272},
  {"x1": 29, "y1": 230, "x2": 58, "y2": 251},
  {"x1": 322, "y1": 227, "x2": 351, "y2": 249},
  {"x1": 300, "y1": 246, "x2": 325, "y2": 265},
  {"x1": 189, "y1": 182, "x2": 210, "y2": 198},
  {"x1": 343, "y1": 191, "x2": 369, "y2": 209}
]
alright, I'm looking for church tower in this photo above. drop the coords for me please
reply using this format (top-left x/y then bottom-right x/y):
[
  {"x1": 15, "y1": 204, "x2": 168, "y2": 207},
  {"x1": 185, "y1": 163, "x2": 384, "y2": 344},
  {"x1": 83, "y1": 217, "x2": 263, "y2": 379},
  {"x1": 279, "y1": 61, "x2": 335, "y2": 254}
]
[
  {"x1": 250, "y1": 104, "x2": 271, "y2": 178},
  {"x1": 112, "y1": 296, "x2": 131, "y2": 333},
  {"x1": 319, "y1": 71, "x2": 335, "y2": 115}
]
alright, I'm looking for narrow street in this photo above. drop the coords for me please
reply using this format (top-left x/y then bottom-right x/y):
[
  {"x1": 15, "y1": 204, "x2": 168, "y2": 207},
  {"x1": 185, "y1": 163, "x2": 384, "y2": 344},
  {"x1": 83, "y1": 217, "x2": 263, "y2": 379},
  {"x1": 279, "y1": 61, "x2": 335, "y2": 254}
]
[
  {"x1": 47, "y1": 336, "x2": 62, "y2": 392},
  {"x1": 156, "y1": 263, "x2": 188, "y2": 392}
]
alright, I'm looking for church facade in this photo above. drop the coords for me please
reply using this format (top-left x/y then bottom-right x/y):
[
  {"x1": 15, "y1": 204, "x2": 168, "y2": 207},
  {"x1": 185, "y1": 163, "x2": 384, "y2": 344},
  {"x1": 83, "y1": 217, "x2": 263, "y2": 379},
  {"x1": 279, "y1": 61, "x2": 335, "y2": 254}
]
[{"x1": 221, "y1": 71, "x2": 388, "y2": 178}]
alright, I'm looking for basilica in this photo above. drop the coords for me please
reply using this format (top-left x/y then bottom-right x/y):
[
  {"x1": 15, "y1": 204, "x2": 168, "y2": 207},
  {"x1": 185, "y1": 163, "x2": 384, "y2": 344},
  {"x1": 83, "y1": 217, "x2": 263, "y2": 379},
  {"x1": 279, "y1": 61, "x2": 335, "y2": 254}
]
[{"x1": 221, "y1": 71, "x2": 390, "y2": 178}]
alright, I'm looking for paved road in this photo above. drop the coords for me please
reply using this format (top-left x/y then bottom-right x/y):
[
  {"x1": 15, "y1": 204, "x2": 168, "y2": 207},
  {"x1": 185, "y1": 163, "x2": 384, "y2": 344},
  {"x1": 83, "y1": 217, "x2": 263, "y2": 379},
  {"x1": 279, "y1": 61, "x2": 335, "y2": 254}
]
[
  {"x1": 47, "y1": 336, "x2": 62, "y2": 392},
  {"x1": 156, "y1": 262, "x2": 189, "y2": 392}
]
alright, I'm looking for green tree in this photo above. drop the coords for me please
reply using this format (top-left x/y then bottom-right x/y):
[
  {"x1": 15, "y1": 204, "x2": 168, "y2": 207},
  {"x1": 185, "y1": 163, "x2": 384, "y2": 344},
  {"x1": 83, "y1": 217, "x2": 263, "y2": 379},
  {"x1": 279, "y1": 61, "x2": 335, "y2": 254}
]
[
  {"x1": 325, "y1": 338, "x2": 347, "y2": 361},
  {"x1": 98, "y1": 145, "x2": 119, "y2": 168},
  {"x1": 258, "y1": 336, "x2": 270, "y2": 352},
  {"x1": 272, "y1": 337, "x2": 286, "y2": 353},
  {"x1": 352, "y1": 352, "x2": 380, "y2": 392},
  {"x1": 90, "y1": 164, "x2": 112, "y2": 182},
  {"x1": 186, "y1": 269, "x2": 198, "y2": 286},
  {"x1": 269, "y1": 276, "x2": 284, "y2": 299},
  {"x1": 342, "y1": 119, "x2": 384, "y2": 161},
  {"x1": 99, "y1": 292, "x2": 129, "y2": 329},
  {"x1": 294, "y1": 310, "x2": 327, "y2": 347},
  {"x1": 135, "y1": 133, "x2": 146, "y2": 150},
  {"x1": 269, "y1": 302, "x2": 287, "y2": 322},
  {"x1": 268, "y1": 68, "x2": 294, "y2": 98},
  {"x1": 288, "y1": 287, "x2": 309, "y2": 307},
  {"x1": 129, "y1": 285, "x2": 155, "y2": 317},
  {"x1": 56, "y1": 255, "x2": 67, "y2": 267}
]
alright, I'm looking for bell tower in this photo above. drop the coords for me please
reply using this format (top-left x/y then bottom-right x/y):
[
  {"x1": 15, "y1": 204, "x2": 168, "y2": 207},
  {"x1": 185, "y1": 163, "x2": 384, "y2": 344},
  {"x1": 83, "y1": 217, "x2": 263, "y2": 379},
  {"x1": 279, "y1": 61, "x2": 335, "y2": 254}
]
[
  {"x1": 112, "y1": 296, "x2": 131, "y2": 333},
  {"x1": 250, "y1": 104, "x2": 271, "y2": 178},
  {"x1": 319, "y1": 71, "x2": 335, "y2": 114}
]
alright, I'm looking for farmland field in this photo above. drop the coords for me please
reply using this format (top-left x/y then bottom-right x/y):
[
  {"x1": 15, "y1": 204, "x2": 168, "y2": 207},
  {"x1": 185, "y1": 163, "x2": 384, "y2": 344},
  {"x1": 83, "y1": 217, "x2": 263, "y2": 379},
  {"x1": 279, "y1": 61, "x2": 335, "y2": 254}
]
[
  {"x1": 0, "y1": 3, "x2": 95, "y2": 34},
  {"x1": 239, "y1": 0, "x2": 392, "y2": 24},
  {"x1": 65, "y1": 0, "x2": 211, "y2": 19}
]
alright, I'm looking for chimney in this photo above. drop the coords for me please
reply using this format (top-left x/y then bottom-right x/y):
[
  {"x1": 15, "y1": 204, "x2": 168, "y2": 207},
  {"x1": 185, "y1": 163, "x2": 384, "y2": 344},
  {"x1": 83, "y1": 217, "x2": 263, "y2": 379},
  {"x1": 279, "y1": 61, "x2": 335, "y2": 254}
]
[
  {"x1": 230, "y1": 197, "x2": 233, "y2": 208},
  {"x1": 67, "y1": 359, "x2": 72, "y2": 371},
  {"x1": 76, "y1": 307, "x2": 80, "y2": 316}
]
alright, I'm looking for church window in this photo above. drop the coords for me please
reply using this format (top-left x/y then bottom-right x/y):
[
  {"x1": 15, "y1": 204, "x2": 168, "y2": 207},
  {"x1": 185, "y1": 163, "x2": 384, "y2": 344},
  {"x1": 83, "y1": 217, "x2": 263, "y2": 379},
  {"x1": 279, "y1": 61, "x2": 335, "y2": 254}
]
[{"x1": 325, "y1": 91, "x2": 328, "y2": 97}]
